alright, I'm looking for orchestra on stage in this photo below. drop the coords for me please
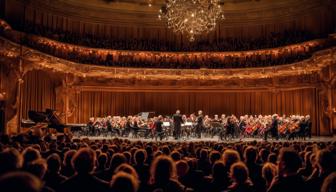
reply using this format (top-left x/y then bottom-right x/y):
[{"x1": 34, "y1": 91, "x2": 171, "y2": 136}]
[{"x1": 80, "y1": 110, "x2": 312, "y2": 141}]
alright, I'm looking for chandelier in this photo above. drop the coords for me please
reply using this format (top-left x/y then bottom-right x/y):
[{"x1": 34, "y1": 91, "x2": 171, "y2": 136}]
[{"x1": 157, "y1": 0, "x2": 225, "y2": 42}]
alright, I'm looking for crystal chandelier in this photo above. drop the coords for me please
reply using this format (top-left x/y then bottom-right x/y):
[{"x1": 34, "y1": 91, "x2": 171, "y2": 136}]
[{"x1": 157, "y1": 0, "x2": 225, "y2": 42}]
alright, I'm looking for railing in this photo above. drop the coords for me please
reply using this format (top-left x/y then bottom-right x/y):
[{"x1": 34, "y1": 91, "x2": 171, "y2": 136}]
[{"x1": 0, "y1": 19, "x2": 334, "y2": 69}]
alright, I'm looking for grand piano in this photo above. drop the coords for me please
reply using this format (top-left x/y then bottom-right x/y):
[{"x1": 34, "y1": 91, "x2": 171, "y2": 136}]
[{"x1": 22, "y1": 109, "x2": 86, "y2": 133}]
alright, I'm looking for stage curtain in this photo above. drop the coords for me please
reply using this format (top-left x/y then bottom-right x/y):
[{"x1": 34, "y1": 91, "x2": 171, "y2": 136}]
[
  {"x1": 75, "y1": 88, "x2": 317, "y2": 134},
  {"x1": 21, "y1": 70, "x2": 57, "y2": 119}
]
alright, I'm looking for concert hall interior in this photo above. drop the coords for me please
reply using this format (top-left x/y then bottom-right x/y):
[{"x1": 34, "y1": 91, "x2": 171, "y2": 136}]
[{"x1": 0, "y1": 0, "x2": 336, "y2": 192}]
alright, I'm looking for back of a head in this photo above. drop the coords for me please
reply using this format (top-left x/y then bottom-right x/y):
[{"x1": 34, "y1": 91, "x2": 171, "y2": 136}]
[
  {"x1": 212, "y1": 161, "x2": 226, "y2": 180},
  {"x1": 110, "y1": 153, "x2": 127, "y2": 172},
  {"x1": 170, "y1": 151, "x2": 181, "y2": 162},
  {"x1": 134, "y1": 149, "x2": 147, "y2": 165},
  {"x1": 176, "y1": 160, "x2": 189, "y2": 177},
  {"x1": 230, "y1": 162, "x2": 249, "y2": 184},
  {"x1": 262, "y1": 162, "x2": 277, "y2": 184},
  {"x1": 110, "y1": 172, "x2": 139, "y2": 192},
  {"x1": 278, "y1": 148, "x2": 302, "y2": 175},
  {"x1": 321, "y1": 172, "x2": 336, "y2": 192},
  {"x1": 244, "y1": 146, "x2": 257, "y2": 163},
  {"x1": 223, "y1": 149, "x2": 241, "y2": 167},
  {"x1": 150, "y1": 156, "x2": 175, "y2": 184},
  {"x1": 97, "y1": 153, "x2": 108, "y2": 169},
  {"x1": 26, "y1": 159, "x2": 48, "y2": 179},
  {"x1": 317, "y1": 149, "x2": 336, "y2": 173},
  {"x1": 115, "y1": 163, "x2": 139, "y2": 180},
  {"x1": 46, "y1": 153, "x2": 61, "y2": 173},
  {"x1": 22, "y1": 147, "x2": 41, "y2": 168},
  {"x1": 0, "y1": 172, "x2": 42, "y2": 192},
  {"x1": 72, "y1": 148, "x2": 96, "y2": 174},
  {"x1": 209, "y1": 151, "x2": 221, "y2": 164},
  {"x1": 0, "y1": 148, "x2": 22, "y2": 175},
  {"x1": 200, "y1": 149, "x2": 208, "y2": 160},
  {"x1": 63, "y1": 150, "x2": 76, "y2": 167}
]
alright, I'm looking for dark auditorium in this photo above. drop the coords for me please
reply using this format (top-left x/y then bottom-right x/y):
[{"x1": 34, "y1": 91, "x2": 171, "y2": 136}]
[{"x1": 1, "y1": 0, "x2": 336, "y2": 192}]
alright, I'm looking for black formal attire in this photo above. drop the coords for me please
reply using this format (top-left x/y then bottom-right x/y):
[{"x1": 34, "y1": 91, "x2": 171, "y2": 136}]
[
  {"x1": 173, "y1": 114, "x2": 183, "y2": 139},
  {"x1": 195, "y1": 115, "x2": 204, "y2": 138},
  {"x1": 124, "y1": 120, "x2": 132, "y2": 136},
  {"x1": 226, "y1": 120, "x2": 235, "y2": 138},
  {"x1": 87, "y1": 121, "x2": 94, "y2": 136},
  {"x1": 264, "y1": 118, "x2": 279, "y2": 140},
  {"x1": 305, "y1": 119, "x2": 312, "y2": 138},
  {"x1": 154, "y1": 119, "x2": 164, "y2": 141}
]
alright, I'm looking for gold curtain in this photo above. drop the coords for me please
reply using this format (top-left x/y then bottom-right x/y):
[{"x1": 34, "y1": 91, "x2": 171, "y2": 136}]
[{"x1": 21, "y1": 70, "x2": 57, "y2": 119}]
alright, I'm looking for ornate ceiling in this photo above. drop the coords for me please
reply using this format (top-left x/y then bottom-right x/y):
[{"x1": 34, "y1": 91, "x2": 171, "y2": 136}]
[
  {"x1": 22, "y1": 0, "x2": 334, "y2": 26},
  {"x1": 3, "y1": 0, "x2": 335, "y2": 42}
]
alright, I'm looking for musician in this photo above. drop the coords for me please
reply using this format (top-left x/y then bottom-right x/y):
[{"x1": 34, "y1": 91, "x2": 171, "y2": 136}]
[
  {"x1": 154, "y1": 115, "x2": 164, "y2": 141},
  {"x1": 204, "y1": 115, "x2": 212, "y2": 137},
  {"x1": 107, "y1": 116, "x2": 120, "y2": 136},
  {"x1": 195, "y1": 110, "x2": 204, "y2": 138},
  {"x1": 211, "y1": 114, "x2": 222, "y2": 137},
  {"x1": 226, "y1": 116, "x2": 236, "y2": 139},
  {"x1": 173, "y1": 110, "x2": 183, "y2": 140},
  {"x1": 123, "y1": 116, "x2": 133, "y2": 137},
  {"x1": 238, "y1": 116, "x2": 247, "y2": 134},
  {"x1": 87, "y1": 117, "x2": 95, "y2": 136},
  {"x1": 305, "y1": 115, "x2": 312, "y2": 139},
  {"x1": 264, "y1": 114, "x2": 279, "y2": 140},
  {"x1": 221, "y1": 114, "x2": 227, "y2": 126},
  {"x1": 131, "y1": 116, "x2": 140, "y2": 138}
]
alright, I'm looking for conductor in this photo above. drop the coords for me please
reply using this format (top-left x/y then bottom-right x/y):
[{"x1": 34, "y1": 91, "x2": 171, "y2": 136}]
[{"x1": 173, "y1": 110, "x2": 183, "y2": 140}]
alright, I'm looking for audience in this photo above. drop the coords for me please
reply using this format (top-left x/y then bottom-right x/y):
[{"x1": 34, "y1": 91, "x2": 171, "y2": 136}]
[
  {"x1": 0, "y1": 19, "x2": 333, "y2": 69},
  {"x1": 0, "y1": 134, "x2": 335, "y2": 192},
  {"x1": 268, "y1": 148, "x2": 306, "y2": 192},
  {"x1": 226, "y1": 162, "x2": 254, "y2": 192},
  {"x1": 21, "y1": 20, "x2": 323, "y2": 52}
]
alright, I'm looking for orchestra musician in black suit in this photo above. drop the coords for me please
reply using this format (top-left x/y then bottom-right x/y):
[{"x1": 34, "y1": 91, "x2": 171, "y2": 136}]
[
  {"x1": 173, "y1": 110, "x2": 183, "y2": 140},
  {"x1": 154, "y1": 115, "x2": 164, "y2": 141},
  {"x1": 305, "y1": 115, "x2": 312, "y2": 139},
  {"x1": 264, "y1": 114, "x2": 279, "y2": 141},
  {"x1": 87, "y1": 117, "x2": 95, "y2": 136},
  {"x1": 226, "y1": 116, "x2": 236, "y2": 139},
  {"x1": 195, "y1": 110, "x2": 204, "y2": 138}
]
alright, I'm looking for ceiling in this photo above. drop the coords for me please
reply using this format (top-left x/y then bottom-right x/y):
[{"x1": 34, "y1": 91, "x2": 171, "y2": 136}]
[{"x1": 2, "y1": 0, "x2": 336, "y2": 42}]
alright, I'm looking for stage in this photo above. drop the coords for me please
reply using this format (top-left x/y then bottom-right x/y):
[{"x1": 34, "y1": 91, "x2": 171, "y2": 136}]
[{"x1": 72, "y1": 135, "x2": 335, "y2": 143}]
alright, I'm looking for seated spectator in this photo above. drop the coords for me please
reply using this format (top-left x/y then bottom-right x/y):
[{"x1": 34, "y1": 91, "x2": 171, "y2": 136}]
[
  {"x1": 321, "y1": 172, "x2": 336, "y2": 192},
  {"x1": 99, "y1": 153, "x2": 127, "y2": 181},
  {"x1": 297, "y1": 151, "x2": 313, "y2": 179},
  {"x1": 22, "y1": 147, "x2": 41, "y2": 169},
  {"x1": 58, "y1": 148, "x2": 109, "y2": 192},
  {"x1": 262, "y1": 163, "x2": 277, "y2": 191},
  {"x1": 209, "y1": 161, "x2": 230, "y2": 192},
  {"x1": 95, "y1": 153, "x2": 108, "y2": 177},
  {"x1": 197, "y1": 149, "x2": 211, "y2": 176},
  {"x1": 175, "y1": 160, "x2": 189, "y2": 186},
  {"x1": 0, "y1": 148, "x2": 22, "y2": 176},
  {"x1": 110, "y1": 172, "x2": 139, "y2": 192},
  {"x1": 226, "y1": 162, "x2": 255, "y2": 192},
  {"x1": 133, "y1": 149, "x2": 150, "y2": 189},
  {"x1": 0, "y1": 172, "x2": 42, "y2": 192},
  {"x1": 60, "y1": 150, "x2": 76, "y2": 177},
  {"x1": 306, "y1": 149, "x2": 336, "y2": 191},
  {"x1": 44, "y1": 154, "x2": 67, "y2": 190},
  {"x1": 268, "y1": 148, "x2": 305, "y2": 192},
  {"x1": 25, "y1": 158, "x2": 54, "y2": 192},
  {"x1": 149, "y1": 155, "x2": 185, "y2": 192},
  {"x1": 114, "y1": 164, "x2": 137, "y2": 178},
  {"x1": 244, "y1": 146, "x2": 264, "y2": 191}
]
